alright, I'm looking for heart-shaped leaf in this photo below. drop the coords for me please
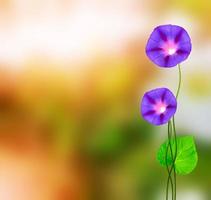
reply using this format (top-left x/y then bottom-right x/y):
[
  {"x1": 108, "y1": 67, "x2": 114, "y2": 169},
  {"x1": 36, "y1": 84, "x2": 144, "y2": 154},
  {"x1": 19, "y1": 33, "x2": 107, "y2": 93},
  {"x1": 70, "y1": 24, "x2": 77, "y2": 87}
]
[{"x1": 157, "y1": 136, "x2": 198, "y2": 175}]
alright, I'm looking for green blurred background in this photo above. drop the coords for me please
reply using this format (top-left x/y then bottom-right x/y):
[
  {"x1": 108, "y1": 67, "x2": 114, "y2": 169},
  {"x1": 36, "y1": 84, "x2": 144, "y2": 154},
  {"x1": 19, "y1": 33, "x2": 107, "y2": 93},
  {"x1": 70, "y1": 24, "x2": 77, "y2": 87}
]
[{"x1": 0, "y1": 0, "x2": 210, "y2": 199}]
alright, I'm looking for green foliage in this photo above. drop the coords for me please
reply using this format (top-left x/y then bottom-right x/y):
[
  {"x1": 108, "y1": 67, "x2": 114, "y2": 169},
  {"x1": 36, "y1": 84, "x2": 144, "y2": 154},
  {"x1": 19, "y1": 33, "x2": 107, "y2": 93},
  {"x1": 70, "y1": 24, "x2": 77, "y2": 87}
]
[
  {"x1": 86, "y1": 116, "x2": 154, "y2": 161},
  {"x1": 157, "y1": 136, "x2": 198, "y2": 175}
]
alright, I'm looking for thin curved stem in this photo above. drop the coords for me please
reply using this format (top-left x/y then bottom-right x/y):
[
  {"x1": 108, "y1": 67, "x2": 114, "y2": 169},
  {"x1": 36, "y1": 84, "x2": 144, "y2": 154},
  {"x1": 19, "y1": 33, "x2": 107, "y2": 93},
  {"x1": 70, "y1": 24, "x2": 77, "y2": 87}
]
[
  {"x1": 176, "y1": 64, "x2": 182, "y2": 99},
  {"x1": 166, "y1": 121, "x2": 174, "y2": 200},
  {"x1": 166, "y1": 120, "x2": 175, "y2": 199},
  {"x1": 172, "y1": 64, "x2": 182, "y2": 199},
  {"x1": 166, "y1": 64, "x2": 182, "y2": 200},
  {"x1": 172, "y1": 117, "x2": 178, "y2": 200},
  {"x1": 173, "y1": 64, "x2": 182, "y2": 200}
]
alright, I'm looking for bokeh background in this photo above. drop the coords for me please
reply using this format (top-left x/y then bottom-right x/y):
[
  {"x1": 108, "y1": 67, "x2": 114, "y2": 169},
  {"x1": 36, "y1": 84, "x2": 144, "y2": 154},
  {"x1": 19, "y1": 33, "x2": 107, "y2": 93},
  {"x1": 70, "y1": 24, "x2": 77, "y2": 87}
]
[{"x1": 0, "y1": 0, "x2": 210, "y2": 200}]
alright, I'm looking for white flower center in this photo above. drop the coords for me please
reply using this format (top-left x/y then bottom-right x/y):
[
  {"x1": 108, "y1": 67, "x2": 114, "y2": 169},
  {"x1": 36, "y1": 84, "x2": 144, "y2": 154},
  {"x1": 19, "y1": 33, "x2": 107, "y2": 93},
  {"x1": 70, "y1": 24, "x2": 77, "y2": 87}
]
[
  {"x1": 167, "y1": 48, "x2": 176, "y2": 55},
  {"x1": 159, "y1": 106, "x2": 166, "y2": 113}
]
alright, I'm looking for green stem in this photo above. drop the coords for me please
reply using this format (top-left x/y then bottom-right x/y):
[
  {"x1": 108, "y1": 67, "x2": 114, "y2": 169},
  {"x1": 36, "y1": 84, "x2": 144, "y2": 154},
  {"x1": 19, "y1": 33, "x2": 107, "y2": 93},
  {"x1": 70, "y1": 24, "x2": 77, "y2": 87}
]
[
  {"x1": 166, "y1": 121, "x2": 174, "y2": 200},
  {"x1": 173, "y1": 64, "x2": 181, "y2": 200},
  {"x1": 172, "y1": 117, "x2": 177, "y2": 200},
  {"x1": 166, "y1": 64, "x2": 182, "y2": 200},
  {"x1": 176, "y1": 64, "x2": 182, "y2": 99}
]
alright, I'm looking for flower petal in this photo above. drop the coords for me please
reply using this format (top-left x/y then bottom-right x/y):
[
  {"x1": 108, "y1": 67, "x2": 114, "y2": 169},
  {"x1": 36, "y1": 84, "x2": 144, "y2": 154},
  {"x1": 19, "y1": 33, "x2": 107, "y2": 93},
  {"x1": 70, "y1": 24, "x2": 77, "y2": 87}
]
[
  {"x1": 146, "y1": 24, "x2": 192, "y2": 68},
  {"x1": 141, "y1": 88, "x2": 177, "y2": 126}
]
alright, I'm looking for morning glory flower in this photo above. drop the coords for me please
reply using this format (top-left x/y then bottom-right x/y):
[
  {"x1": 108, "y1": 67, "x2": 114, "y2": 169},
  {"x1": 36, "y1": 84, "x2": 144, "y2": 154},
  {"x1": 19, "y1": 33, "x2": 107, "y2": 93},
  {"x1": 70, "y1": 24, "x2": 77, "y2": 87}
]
[
  {"x1": 145, "y1": 24, "x2": 192, "y2": 68},
  {"x1": 141, "y1": 88, "x2": 177, "y2": 126}
]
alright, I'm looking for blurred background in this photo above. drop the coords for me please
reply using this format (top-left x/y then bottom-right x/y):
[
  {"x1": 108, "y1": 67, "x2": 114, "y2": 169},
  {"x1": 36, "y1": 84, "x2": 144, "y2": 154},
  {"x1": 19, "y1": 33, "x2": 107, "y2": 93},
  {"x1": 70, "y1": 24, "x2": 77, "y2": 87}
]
[{"x1": 0, "y1": 0, "x2": 210, "y2": 199}]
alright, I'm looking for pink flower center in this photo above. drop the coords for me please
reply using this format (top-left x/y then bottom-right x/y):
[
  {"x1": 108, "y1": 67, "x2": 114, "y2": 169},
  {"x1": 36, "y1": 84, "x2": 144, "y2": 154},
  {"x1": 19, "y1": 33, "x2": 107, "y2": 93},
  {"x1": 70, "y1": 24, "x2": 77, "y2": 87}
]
[
  {"x1": 154, "y1": 102, "x2": 167, "y2": 114},
  {"x1": 163, "y1": 41, "x2": 177, "y2": 56}
]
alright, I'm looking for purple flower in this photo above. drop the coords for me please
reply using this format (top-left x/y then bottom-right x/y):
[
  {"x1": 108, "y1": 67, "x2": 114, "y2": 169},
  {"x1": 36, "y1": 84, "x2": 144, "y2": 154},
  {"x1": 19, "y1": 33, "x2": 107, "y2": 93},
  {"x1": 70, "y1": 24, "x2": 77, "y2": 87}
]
[
  {"x1": 141, "y1": 88, "x2": 177, "y2": 126},
  {"x1": 145, "y1": 24, "x2": 192, "y2": 68}
]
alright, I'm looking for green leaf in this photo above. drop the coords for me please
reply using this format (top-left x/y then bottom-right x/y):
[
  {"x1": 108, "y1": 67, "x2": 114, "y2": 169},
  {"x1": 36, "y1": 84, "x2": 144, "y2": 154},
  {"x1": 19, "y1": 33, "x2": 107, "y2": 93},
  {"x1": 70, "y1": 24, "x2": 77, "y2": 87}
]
[{"x1": 157, "y1": 136, "x2": 198, "y2": 175}]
